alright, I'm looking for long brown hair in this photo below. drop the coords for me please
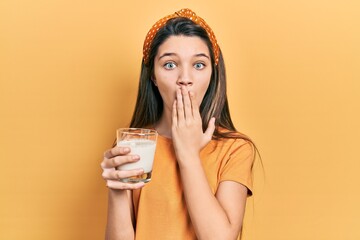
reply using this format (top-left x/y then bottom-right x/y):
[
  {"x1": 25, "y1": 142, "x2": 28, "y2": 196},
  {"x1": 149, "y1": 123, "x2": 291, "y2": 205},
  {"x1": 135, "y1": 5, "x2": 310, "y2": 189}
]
[{"x1": 129, "y1": 17, "x2": 253, "y2": 143}]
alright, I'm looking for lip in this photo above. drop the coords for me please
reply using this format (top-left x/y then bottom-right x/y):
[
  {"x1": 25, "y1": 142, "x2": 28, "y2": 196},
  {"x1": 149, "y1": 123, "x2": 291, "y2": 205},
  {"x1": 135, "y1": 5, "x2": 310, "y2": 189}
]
[
  {"x1": 174, "y1": 87, "x2": 193, "y2": 97},
  {"x1": 178, "y1": 85, "x2": 191, "y2": 91}
]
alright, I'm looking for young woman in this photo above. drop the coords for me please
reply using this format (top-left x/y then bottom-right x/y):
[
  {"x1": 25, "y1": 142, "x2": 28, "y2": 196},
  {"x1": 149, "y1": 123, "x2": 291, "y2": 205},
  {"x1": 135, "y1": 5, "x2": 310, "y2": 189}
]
[{"x1": 101, "y1": 8, "x2": 256, "y2": 240}]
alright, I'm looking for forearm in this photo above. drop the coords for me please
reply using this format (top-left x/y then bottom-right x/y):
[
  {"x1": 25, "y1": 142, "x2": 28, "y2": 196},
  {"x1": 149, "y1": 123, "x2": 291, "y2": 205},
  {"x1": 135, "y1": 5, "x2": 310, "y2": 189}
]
[
  {"x1": 105, "y1": 189, "x2": 135, "y2": 240},
  {"x1": 178, "y1": 156, "x2": 238, "y2": 240}
]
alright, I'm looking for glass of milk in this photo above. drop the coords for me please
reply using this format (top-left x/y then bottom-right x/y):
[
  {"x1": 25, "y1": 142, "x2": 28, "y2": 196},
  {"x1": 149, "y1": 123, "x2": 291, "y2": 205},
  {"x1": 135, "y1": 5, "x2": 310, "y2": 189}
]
[{"x1": 116, "y1": 128, "x2": 158, "y2": 183}]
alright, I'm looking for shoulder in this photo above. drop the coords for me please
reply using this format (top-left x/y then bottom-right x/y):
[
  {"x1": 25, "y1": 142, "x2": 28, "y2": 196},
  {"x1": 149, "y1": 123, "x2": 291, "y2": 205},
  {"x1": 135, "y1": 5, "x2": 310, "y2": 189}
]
[
  {"x1": 206, "y1": 136, "x2": 254, "y2": 162},
  {"x1": 214, "y1": 127, "x2": 255, "y2": 151}
]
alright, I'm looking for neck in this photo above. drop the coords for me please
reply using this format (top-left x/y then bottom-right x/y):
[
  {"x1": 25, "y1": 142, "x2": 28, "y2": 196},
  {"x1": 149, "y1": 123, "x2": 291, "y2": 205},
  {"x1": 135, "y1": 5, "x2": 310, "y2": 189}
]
[{"x1": 154, "y1": 110, "x2": 172, "y2": 139}]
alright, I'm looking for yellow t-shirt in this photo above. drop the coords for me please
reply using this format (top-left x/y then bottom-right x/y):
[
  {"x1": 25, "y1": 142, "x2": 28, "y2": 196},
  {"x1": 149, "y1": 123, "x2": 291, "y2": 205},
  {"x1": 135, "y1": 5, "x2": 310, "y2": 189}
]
[{"x1": 133, "y1": 134, "x2": 254, "y2": 239}]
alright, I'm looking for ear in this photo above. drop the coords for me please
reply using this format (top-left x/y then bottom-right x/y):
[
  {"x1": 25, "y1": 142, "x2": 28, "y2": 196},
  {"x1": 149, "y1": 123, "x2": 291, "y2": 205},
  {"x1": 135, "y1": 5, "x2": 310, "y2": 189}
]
[{"x1": 151, "y1": 77, "x2": 157, "y2": 86}]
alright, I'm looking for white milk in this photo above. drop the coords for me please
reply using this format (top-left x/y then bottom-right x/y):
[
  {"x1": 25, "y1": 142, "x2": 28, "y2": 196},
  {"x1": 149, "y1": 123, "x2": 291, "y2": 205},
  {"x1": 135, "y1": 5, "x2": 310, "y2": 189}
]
[{"x1": 116, "y1": 139, "x2": 156, "y2": 173}]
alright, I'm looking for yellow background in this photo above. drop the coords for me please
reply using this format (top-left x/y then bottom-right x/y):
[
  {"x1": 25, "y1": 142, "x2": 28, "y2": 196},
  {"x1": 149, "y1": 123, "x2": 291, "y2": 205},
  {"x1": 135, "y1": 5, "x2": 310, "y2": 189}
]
[{"x1": 1, "y1": 0, "x2": 359, "y2": 239}]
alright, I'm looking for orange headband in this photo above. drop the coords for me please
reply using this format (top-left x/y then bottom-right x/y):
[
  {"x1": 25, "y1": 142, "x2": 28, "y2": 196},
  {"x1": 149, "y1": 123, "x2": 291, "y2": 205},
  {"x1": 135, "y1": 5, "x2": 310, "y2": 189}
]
[{"x1": 142, "y1": 8, "x2": 219, "y2": 66}]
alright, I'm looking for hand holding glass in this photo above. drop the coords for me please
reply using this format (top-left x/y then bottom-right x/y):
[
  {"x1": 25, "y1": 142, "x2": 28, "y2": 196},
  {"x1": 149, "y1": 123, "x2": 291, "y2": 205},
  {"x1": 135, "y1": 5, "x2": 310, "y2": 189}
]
[{"x1": 116, "y1": 128, "x2": 157, "y2": 183}]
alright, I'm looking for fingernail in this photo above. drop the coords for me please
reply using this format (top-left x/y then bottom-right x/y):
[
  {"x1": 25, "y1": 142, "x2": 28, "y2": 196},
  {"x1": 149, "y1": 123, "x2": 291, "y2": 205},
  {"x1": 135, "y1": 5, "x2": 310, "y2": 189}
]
[{"x1": 132, "y1": 155, "x2": 140, "y2": 160}]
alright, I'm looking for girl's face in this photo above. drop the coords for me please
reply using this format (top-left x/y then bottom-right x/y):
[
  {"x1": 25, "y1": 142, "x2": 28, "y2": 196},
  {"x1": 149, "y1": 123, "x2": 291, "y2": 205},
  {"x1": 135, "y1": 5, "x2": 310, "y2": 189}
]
[{"x1": 153, "y1": 35, "x2": 212, "y2": 112}]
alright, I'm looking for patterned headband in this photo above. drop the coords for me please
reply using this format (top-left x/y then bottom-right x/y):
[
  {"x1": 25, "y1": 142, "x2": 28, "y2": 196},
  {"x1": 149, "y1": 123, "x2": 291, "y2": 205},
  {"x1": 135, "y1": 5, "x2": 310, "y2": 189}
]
[{"x1": 142, "y1": 8, "x2": 220, "y2": 66}]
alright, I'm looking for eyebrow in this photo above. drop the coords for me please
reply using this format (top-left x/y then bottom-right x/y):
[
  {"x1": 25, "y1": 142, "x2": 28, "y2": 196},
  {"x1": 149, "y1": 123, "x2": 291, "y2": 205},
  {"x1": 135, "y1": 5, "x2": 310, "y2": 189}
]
[
  {"x1": 158, "y1": 53, "x2": 177, "y2": 60},
  {"x1": 194, "y1": 53, "x2": 210, "y2": 59},
  {"x1": 158, "y1": 52, "x2": 210, "y2": 60}
]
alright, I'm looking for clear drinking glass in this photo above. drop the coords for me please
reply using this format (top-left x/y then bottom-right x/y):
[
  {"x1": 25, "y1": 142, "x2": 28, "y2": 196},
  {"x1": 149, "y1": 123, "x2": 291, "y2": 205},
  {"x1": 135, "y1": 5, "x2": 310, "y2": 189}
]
[{"x1": 116, "y1": 128, "x2": 158, "y2": 183}]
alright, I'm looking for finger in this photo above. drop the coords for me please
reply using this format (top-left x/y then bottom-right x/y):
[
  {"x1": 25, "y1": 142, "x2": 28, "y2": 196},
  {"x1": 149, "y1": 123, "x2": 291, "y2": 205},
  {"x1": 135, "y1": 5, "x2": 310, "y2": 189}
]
[
  {"x1": 102, "y1": 168, "x2": 144, "y2": 180},
  {"x1": 101, "y1": 154, "x2": 140, "y2": 169},
  {"x1": 172, "y1": 100, "x2": 178, "y2": 126},
  {"x1": 106, "y1": 180, "x2": 145, "y2": 190},
  {"x1": 181, "y1": 86, "x2": 193, "y2": 119},
  {"x1": 103, "y1": 146, "x2": 131, "y2": 159},
  {"x1": 189, "y1": 91, "x2": 200, "y2": 118},
  {"x1": 204, "y1": 117, "x2": 216, "y2": 142},
  {"x1": 176, "y1": 88, "x2": 185, "y2": 121}
]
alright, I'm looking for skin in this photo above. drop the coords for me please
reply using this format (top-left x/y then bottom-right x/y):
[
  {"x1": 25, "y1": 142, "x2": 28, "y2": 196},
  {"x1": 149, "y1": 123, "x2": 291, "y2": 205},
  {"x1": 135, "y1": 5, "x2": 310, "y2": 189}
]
[
  {"x1": 153, "y1": 35, "x2": 213, "y2": 139},
  {"x1": 101, "y1": 36, "x2": 248, "y2": 240}
]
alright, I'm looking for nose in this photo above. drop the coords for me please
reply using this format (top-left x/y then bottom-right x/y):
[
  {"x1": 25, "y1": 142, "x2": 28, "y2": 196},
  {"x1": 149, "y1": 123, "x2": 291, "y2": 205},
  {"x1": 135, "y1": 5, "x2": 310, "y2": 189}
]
[{"x1": 176, "y1": 68, "x2": 193, "y2": 86}]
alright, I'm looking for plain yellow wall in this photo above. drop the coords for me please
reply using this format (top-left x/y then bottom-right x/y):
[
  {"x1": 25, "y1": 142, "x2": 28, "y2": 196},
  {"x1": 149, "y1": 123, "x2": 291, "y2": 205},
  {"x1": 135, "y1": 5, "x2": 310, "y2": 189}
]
[{"x1": 1, "y1": 0, "x2": 359, "y2": 239}]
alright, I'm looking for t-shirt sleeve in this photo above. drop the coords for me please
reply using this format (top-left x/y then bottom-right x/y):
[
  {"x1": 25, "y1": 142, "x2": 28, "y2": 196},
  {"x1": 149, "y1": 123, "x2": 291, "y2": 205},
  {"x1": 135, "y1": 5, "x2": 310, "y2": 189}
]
[{"x1": 219, "y1": 139, "x2": 255, "y2": 196}]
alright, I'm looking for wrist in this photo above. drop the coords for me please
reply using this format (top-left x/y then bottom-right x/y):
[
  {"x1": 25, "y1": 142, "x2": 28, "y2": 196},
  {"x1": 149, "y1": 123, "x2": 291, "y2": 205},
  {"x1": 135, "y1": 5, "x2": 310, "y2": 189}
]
[
  {"x1": 176, "y1": 153, "x2": 202, "y2": 168},
  {"x1": 108, "y1": 188, "x2": 129, "y2": 199}
]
